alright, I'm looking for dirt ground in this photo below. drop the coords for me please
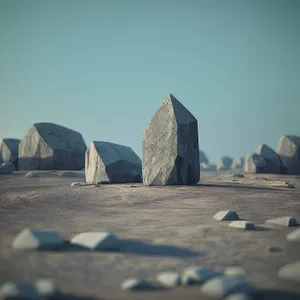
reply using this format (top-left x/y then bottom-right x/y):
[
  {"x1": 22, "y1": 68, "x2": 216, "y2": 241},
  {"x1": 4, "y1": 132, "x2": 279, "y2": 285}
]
[{"x1": 0, "y1": 170, "x2": 300, "y2": 300}]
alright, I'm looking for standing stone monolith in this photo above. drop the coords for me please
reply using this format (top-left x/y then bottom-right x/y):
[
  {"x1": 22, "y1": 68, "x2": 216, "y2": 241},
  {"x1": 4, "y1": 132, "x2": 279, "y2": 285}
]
[
  {"x1": 0, "y1": 139, "x2": 20, "y2": 169},
  {"x1": 142, "y1": 93, "x2": 200, "y2": 185},
  {"x1": 85, "y1": 141, "x2": 142, "y2": 184},
  {"x1": 256, "y1": 144, "x2": 282, "y2": 174},
  {"x1": 19, "y1": 123, "x2": 87, "y2": 170},
  {"x1": 276, "y1": 135, "x2": 300, "y2": 174}
]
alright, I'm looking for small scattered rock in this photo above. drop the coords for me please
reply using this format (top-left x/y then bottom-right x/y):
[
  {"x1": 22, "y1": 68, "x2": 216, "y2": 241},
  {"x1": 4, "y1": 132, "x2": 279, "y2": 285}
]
[
  {"x1": 70, "y1": 232, "x2": 121, "y2": 251},
  {"x1": 34, "y1": 279, "x2": 58, "y2": 298},
  {"x1": 156, "y1": 272, "x2": 181, "y2": 287},
  {"x1": 0, "y1": 282, "x2": 40, "y2": 299},
  {"x1": 277, "y1": 261, "x2": 300, "y2": 283},
  {"x1": 225, "y1": 173, "x2": 244, "y2": 178},
  {"x1": 287, "y1": 228, "x2": 300, "y2": 242},
  {"x1": 0, "y1": 162, "x2": 16, "y2": 174},
  {"x1": 265, "y1": 216, "x2": 298, "y2": 227},
  {"x1": 12, "y1": 228, "x2": 64, "y2": 251},
  {"x1": 121, "y1": 278, "x2": 153, "y2": 291},
  {"x1": 181, "y1": 266, "x2": 221, "y2": 285},
  {"x1": 201, "y1": 276, "x2": 257, "y2": 298},
  {"x1": 225, "y1": 267, "x2": 246, "y2": 278},
  {"x1": 267, "y1": 246, "x2": 283, "y2": 253},
  {"x1": 225, "y1": 293, "x2": 253, "y2": 300},
  {"x1": 71, "y1": 182, "x2": 82, "y2": 187},
  {"x1": 213, "y1": 210, "x2": 240, "y2": 221},
  {"x1": 229, "y1": 221, "x2": 256, "y2": 230},
  {"x1": 24, "y1": 172, "x2": 39, "y2": 178},
  {"x1": 287, "y1": 183, "x2": 296, "y2": 188}
]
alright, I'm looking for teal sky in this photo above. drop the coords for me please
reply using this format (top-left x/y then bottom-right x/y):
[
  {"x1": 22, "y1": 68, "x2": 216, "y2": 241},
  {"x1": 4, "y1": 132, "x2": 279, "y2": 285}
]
[{"x1": 1, "y1": 0, "x2": 299, "y2": 163}]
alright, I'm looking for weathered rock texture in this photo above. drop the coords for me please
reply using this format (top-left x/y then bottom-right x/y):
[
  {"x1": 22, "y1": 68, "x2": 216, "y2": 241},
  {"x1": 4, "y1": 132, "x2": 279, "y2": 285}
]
[
  {"x1": 217, "y1": 156, "x2": 233, "y2": 171},
  {"x1": 0, "y1": 138, "x2": 20, "y2": 168},
  {"x1": 256, "y1": 144, "x2": 283, "y2": 174},
  {"x1": 85, "y1": 141, "x2": 142, "y2": 184},
  {"x1": 142, "y1": 93, "x2": 200, "y2": 186},
  {"x1": 276, "y1": 135, "x2": 300, "y2": 174},
  {"x1": 244, "y1": 153, "x2": 267, "y2": 173},
  {"x1": 18, "y1": 123, "x2": 86, "y2": 170}
]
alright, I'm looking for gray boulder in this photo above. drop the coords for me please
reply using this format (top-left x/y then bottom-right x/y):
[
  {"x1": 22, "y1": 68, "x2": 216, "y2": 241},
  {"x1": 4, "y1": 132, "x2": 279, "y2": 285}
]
[
  {"x1": 276, "y1": 135, "x2": 300, "y2": 174},
  {"x1": 231, "y1": 157, "x2": 245, "y2": 169},
  {"x1": 85, "y1": 141, "x2": 142, "y2": 184},
  {"x1": 244, "y1": 153, "x2": 267, "y2": 173},
  {"x1": 0, "y1": 162, "x2": 16, "y2": 174},
  {"x1": 0, "y1": 138, "x2": 20, "y2": 169},
  {"x1": 142, "y1": 93, "x2": 200, "y2": 185},
  {"x1": 256, "y1": 144, "x2": 283, "y2": 174},
  {"x1": 200, "y1": 150, "x2": 209, "y2": 165},
  {"x1": 19, "y1": 123, "x2": 87, "y2": 170},
  {"x1": 217, "y1": 156, "x2": 233, "y2": 171}
]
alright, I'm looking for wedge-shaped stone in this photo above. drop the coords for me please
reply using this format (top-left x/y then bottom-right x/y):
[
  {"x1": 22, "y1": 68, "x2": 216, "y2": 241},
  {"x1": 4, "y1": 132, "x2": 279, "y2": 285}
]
[
  {"x1": 229, "y1": 221, "x2": 256, "y2": 230},
  {"x1": 156, "y1": 272, "x2": 181, "y2": 287},
  {"x1": 225, "y1": 267, "x2": 246, "y2": 279},
  {"x1": 0, "y1": 138, "x2": 20, "y2": 169},
  {"x1": 213, "y1": 210, "x2": 240, "y2": 221},
  {"x1": 34, "y1": 279, "x2": 58, "y2": 298},
  {"x1": 181, "y1": 266, "x2": 221, "y2": 285},
  {"x1": 19, "y1": 122, "x2": 86, "y2": 170},
  {"x1": 12, "y1": 228, "x2": 64, "y2": 251},
  {"x1": 265, "y1": 216, "x2": 298, "y2": 227},
  {"x1": 0, "y1": 162, "x2": 16, "y2": 174},
  {"x1": 142, "y1": 93, "x2": 200, "y2": 185},
  {"x1": 85, "y1": 141, "x2": 142, "y2": 184},
  {"x1": 70, "y1": 232, "x2": 120, "y2": 251},
  {"x1": 287, "y1": 228, "x2": 300, "y2": 242},
  {"x1": 217, "y1": 156, "x2": 233, "y2": 171},
  {"x1": 276, "y1": 135, "x2": 300, "y2": 174},
  {"x1": 201, "y1": 276, "x2": 257, "y2": 298},
  {"x1": 121, "y1": 278, "x2": 153, "y2": 291},
  {"x1": 277, "y1": 261, "x2": 300, "y2": 283},
  {"x1": 0, "y1": 282, "x2": 40, "y2": 299},
  {"x1": 244, "y1": 153, "x2": 267, "y2": 173},
  {"x1": 256, "y1": 144, "x2": 283, "y2": 174}
]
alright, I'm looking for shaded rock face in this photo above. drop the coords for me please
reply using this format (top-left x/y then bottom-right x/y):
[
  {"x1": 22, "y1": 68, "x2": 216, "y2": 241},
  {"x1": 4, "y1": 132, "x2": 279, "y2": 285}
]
[
  {"x1": 0, "y1": 162, "x2": 16, "y2": 174},
  {"x1": 142, "y1": 93, "x2": 200, "y2": 186},
  {"x1": 244, "y1": 153, "x2": 267, "y2": 173},
  {"x1": 231, "y1": 157, "x2": 245, "y2": 169},
  {"x1": 18, "y1": 123, "x2": 87, "y2": 170},
  {"x1": 85, "y1": 141, "x2": 142, "y2": 184},
  {"x1": 276, "y1": 135, "x2": 300, "y2": 174},
  {"x1": 0, "y1": 139, "x2": 20, "y2": 169},
  {"x1": 199, "y1": 150, "x2": 209, "y2": 165},
  {"x1": 256, "y1": 144, "x2": 283, "y2": 174},
  {"x1": 217, "y1": 156, "x2": 233, "y2": 171}
]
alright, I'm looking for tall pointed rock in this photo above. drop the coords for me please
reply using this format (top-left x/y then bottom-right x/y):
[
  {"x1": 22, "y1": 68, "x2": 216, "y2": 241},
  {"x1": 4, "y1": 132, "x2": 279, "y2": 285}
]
[{"x1": 142, "y1": 93, "x2": 200, "y2": 185}]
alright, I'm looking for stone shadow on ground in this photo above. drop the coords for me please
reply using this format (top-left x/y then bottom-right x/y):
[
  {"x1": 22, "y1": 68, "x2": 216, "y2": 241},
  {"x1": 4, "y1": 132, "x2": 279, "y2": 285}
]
[
  {"x1": 256, "y1": 289, "x2": 300, "y2": 300},
  {"x1": 196, "y1": 183, "x2": 280, "y2": 191}
]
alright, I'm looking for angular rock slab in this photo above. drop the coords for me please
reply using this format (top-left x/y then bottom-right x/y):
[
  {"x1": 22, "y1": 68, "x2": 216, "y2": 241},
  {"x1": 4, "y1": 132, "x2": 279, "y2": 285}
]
[
  {"x1": 85, "y1": 141, "x2": 142, "y2": 184},
  {"x1": 287, "y1": 228, "x2": 300, "y2": 242},
  {"x1": 265, "y1": 216, "x2": 298, "y2": 227},
  {"x1": 225, "y1": 267, "x2": 246, "y2": 279},
  {"x1": 0, "y1": 282, "x2": 40, "y2": 299},
  {"x1": 142, "y1": 93, "x2": 200, "y2": 186},
  {"x1": 277, "y1": 261, "x2": 300, "y2": 283},
  {"x1": 70, "y1": 232, "x2": 121, "y2": 251},
  {"x1": 12, "y1": 228, "x2": 64, "y2": 251},
  {"x1": 0, "y1": 162, "x2": 16, "y2": 174},
  {"x1": 214, "y1": 210, "x2": 240, "y2": 221},
  {"x1": 256, "y1": 144, "x2": 283, "y2": 174},
  {"x1": 217, "y1": 156, "x2": 233, "y2": 171},
  {"x1": 244, "y1": 153, "x2": 267, "y2": 173},
  {"x1": 19, "y1": 122, "x2": 86, "y2": 170},
  {"x1": 229, "y1": 221, "x2": 256, "y2": 230},
  {"x1": 201, "y1": 276, "x2": 257, "y2": 298},
  {"x1": 0, "y1": 138, "x2": 20, "y2": 168},
  {"x1": 181, "y1": 266, "x2": 221, "y2": 285},
  {"x1": 276, "y1": 135, "x2": 300, "y2": 174},
  {"x1": 156, "y1": 272, "x2": 181, "y2": 287},
  {"x1": 121, "y1": 278, "x2": 153, "y2": 291}
]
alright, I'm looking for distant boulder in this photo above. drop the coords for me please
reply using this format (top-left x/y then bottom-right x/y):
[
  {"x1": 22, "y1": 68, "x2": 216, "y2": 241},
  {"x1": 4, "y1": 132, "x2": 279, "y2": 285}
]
[
  {"x1": 0, "y1": 162, "x2": 16, "y2": 174},
  {"x1": 231, "y1": 157, "x2": 245, "y2": 169},
  {"x1": 199, "y1": 150, "x2": 209, "y2": 165},
  {"x1": 85, "y1": 141, "x2": 142, "y2": 184},
  {"x1": 256, "y1": 144, "x2": 283, "y2": 174},
  {"x1": 200, "y1": 162, "x2": 216, "y2": 171},
  {"x1": 18, "y1": 123, "x2": 87, "y2": 170},
  {"x1": 0, "y1": 138, "x2": 20, "y2": 169},
  {"x1": 244, "y1": 153, "x2": 267, "y2": 173},
  {"x1": 216, "y1": 156, "x2": 233, "y2": 171},
  {"x1": 276, "y1": 135, "x2": 300, "y2": 174}
]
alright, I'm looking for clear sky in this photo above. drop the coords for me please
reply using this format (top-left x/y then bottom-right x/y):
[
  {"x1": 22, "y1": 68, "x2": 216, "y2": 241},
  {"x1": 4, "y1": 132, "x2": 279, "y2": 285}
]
[{"x1": 1, "y1": 0, "x2": 299, "y2": 163}]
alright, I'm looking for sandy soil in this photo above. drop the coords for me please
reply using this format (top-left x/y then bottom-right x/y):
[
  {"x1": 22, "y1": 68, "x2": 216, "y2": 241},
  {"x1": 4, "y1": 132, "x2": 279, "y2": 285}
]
[{"x1": 0, "y1": 170, "x2": 300, "y2": 300}]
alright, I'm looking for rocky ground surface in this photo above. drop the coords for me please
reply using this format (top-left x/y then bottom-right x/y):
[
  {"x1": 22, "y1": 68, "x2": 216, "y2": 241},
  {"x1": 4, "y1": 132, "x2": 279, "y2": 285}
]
[{"x1": 0, "y1": 170, "x2": 300, "y2": 300}]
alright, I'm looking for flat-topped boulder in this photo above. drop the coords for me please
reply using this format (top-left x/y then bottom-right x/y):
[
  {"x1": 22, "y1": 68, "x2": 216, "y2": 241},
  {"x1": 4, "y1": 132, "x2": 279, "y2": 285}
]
[
  {"x1": 229, "y1": 221, "x2": 256, "y2": 230},
  {"x1": 256, "y1": 144, "x2": 283, "y2": 174},
  {"x1": 18, "y1": 123, "x2": 86, "y2": 170},
  {"x1": 0, "y1": 138, "x2": 20, "y2": 169},
  {"x1": 217, "y1": 156, "x2": 233, "y2": 171},
  {"x1": 142, "y1": 93, "x2": 200, "y2": 185},
  {"x1": 85, "y1": 141, "x2": 142, "y2": 184},
  {"x1": 244, "y1": 153, "x2": 267, "y2": 173},
  {"x1": 0, "y1": 162, "x2": 16, "y2": 174},
  {"x1": 276, "y1": 135, "x2": 300, "y2": 174}
]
